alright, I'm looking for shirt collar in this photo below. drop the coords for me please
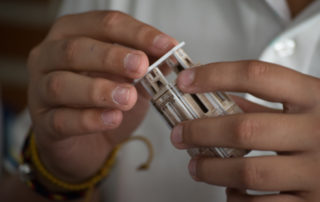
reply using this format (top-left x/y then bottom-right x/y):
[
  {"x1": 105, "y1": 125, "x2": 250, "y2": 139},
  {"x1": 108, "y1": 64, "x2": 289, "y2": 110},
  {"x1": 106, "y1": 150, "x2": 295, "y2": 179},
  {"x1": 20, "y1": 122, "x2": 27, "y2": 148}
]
[{"x1": 265, "y1": 0, "x2": 291, "y2": 24}]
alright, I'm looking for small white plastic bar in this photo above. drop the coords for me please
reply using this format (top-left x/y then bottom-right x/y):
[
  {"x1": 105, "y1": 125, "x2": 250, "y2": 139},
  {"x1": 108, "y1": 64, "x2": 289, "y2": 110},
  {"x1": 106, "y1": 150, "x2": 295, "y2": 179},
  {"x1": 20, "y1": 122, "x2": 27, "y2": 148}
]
[{"x1": 134, "y1": 41, "x2": 186, "y2": 84}]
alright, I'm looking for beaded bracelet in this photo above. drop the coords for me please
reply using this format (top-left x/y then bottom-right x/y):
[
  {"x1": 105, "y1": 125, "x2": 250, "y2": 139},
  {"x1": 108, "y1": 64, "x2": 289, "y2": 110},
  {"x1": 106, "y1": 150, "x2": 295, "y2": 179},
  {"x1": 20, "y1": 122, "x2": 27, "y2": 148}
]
[
  {"x1": 20, "y1": 130, "x2": 120, "y2": 201},
  {"x1": 20, "y1": 129, "x2": 154, "y2": 201}
]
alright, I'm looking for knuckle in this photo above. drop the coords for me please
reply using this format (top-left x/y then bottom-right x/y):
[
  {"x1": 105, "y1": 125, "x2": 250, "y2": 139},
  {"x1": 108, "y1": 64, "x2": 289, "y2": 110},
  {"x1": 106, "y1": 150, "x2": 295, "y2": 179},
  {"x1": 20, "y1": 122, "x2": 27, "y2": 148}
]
[
  {"x1": 184, "y1": 122, "x2": 199, "y2": 145},
  {"x1": 234, "y1": 117, "x2": 257, "y2": 146},
  {"x1": 78, "y1": 110, "x2": 95, "y2": 132},
  {"x1": 46, "y1": 73, "x2": 63, "y2": 98},
  {"x1": 89, "y1": 79, "x2": 109, "y2": 106},
  {"x1": 51, "y1": 111, "x2": 64, "y2": 137},
  {"x1": 196, "y1": 65, "x2": 218, "y2": 90},
  {"x1": 246, "y1": 60, "x2": 270, "y2": 81},
  {"x1": 54, "y1": 15, "x2": 69, "y2": 27},
  {"x1": 136, "y1": 25, "x2": 154, "y2": 42},
  {"x1": 240, "y1": 160, "x2": 262, "y2": 188},
  {"x1": 102, "y1": 46, "x2": 114, "y2": 68},
  {"x1": 101, "y1": 11, "x2": 124, "y2": 30},
  {"x1": 50, "y1": 15, "x2": 71, "y2": 38},
  {"x1": 61, "y1": 38, "x2": 81, "y2": 66},
  {"x1": 27, "y1": 45, "x2": 41, "y2": 71}
]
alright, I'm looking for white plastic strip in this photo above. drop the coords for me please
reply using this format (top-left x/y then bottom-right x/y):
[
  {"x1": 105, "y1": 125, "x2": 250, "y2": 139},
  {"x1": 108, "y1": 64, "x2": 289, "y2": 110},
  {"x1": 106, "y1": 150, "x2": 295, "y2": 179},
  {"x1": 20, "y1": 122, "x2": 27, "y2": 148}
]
[{"x1": 134, "y1": 41, "x2": 186, "y2": 84}]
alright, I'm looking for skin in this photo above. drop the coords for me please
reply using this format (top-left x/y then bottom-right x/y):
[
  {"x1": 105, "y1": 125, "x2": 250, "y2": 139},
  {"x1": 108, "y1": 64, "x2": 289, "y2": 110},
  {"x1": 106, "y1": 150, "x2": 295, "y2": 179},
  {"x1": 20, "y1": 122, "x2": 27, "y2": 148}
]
[
  {"x1": 171, "y1": 61, "x2": 320, "y2": 202},
  {"x1": 0, "y1": 0, "x2": 316, "y2": 201},
  {"x1": 287, "y1": 0, "x2": 315, "y2": 18},
  {"x1": 27, "y1": 11, "x2": 177, "y2": 184},
  {"x1": 170, "y1": 1, "x2": 319, "y2": 201},
  {"x1": 1, "y1": 11, "x2": 177, "y2": 202}
]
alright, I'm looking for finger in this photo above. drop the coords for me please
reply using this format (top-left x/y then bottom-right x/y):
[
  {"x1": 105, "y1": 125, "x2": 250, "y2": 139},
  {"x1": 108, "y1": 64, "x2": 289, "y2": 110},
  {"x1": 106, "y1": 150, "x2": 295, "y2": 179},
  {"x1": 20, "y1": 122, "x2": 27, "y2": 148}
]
[
  {"x1": 39, "y1": 38, "x2": 149, "y2": 78},
  {"x1": 229, "y1": 95, "x2": 281, "y2": 113},
  {"x1": 43, "y1": 108, "x2": 123, "y2": 140},
  {"x1": 226, "y1": 188, "x2": 303, "y2": 202},
  {"x1": 48, "y1": 10, "x2": 177, "y2": 56},
  {"x1": 40, "y1": 71, "x2": 137, "y2": 111},
  {"x1": 177, "y1": 61, "x2": 320, "y2": 109},
  {"x1": 171, "y1": 113, "x2": 315, "y2": 151},
  {"x1": 189, "y1": 155, "x2": 310, "y2": 191}
]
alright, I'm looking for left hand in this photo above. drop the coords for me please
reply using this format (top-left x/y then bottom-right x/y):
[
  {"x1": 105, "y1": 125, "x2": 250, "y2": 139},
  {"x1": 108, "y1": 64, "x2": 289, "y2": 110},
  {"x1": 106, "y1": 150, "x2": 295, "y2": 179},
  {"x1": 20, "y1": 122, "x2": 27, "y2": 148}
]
[{"x1": 171, "y1": 60, "x2": 320, "y2": 202}]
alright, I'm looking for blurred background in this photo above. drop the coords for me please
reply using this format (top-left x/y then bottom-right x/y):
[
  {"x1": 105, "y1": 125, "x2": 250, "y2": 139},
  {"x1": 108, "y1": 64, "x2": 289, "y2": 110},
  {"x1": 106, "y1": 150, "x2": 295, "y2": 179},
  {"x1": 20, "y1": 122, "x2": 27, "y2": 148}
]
[
  {"x1": 0, "y1": 0, "x2": 61, "y2": 112},
  {"x1": 0, "y1": 0, "x2": 62, "y2": 174}
]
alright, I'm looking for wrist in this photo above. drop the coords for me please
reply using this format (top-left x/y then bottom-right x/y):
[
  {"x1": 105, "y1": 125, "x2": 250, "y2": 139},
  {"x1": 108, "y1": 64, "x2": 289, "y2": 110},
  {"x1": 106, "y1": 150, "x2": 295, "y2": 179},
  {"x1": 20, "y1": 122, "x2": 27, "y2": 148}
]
[
  {"x1": 37, "y1": 149, "x2": 93, "y2": 184},
  {"x1": 20, "y1": 130, "x2": 119, "y2": 200},
  {"x1": 34, "y1": 130, "x2": 113, "y2": 183}
]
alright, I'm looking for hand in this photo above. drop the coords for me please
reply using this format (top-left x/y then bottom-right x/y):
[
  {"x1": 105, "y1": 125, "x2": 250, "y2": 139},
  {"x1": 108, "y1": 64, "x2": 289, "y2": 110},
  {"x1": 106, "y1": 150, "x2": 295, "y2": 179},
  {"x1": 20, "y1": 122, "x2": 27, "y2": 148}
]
[
  {"x1": 27, "y1": 10, "x2": 177, "y2": 182},
  {"x1": 171, "y1": 60, "x2": 320, "y2": 202}
]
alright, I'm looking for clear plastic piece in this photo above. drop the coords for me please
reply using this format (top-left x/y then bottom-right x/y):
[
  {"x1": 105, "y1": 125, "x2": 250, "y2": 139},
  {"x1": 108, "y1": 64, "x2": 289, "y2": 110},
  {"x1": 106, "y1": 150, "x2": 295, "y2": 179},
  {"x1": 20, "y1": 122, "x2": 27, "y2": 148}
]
[{"x1": 136, "y1": 42, "x2": 248, "y2": 158}]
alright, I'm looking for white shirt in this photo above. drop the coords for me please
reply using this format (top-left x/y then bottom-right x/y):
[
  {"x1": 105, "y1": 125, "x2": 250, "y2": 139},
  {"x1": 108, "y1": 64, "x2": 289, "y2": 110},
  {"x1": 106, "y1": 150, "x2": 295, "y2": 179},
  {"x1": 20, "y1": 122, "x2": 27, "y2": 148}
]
[{"x1": 58, "y1": 1, "x2": 320, "y2": 201}]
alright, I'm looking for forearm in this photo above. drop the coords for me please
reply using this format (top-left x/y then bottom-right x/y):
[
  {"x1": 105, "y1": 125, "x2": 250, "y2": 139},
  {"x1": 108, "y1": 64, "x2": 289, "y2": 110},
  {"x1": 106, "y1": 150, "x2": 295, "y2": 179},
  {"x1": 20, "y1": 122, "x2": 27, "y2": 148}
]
[{"x1": 0, "y1": 175, "x2": 100, "y2": 202}]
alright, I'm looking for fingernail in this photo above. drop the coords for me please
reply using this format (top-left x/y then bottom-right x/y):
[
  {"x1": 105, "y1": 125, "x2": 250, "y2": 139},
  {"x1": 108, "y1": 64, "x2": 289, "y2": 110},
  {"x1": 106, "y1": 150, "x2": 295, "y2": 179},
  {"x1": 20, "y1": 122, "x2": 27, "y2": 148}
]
[
  {"x1": 188, "y1": 158, "x2": 198, "y2": 180},
  {"x1": 179, "y1": 69, "x2": 195, "y2": 88},
  {"x1": 171, "y1": 125, "x2": 183, "y2": 144},
  {"x1": 124, "y1": 53, "x2": 141, "y2": 73},
  {"x1": 153, "y1": 34, "x2": 172, "y2": 52},
  {"x1": 101, "y1": 110, "x2": 115, "y2": 125},
  {"x1": 112, "y1": 86, "x2": 130, "y2": 105}
]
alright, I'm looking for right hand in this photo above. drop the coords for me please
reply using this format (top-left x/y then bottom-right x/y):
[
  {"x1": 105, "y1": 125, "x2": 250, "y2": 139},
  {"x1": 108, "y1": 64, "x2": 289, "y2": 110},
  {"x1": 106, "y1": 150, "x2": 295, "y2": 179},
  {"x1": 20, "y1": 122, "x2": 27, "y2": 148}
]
[{"x1": 27, "y1": 10, "x2": 177, "y2": 183}]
